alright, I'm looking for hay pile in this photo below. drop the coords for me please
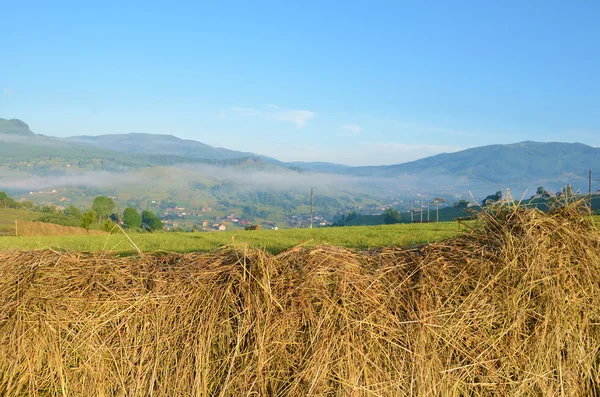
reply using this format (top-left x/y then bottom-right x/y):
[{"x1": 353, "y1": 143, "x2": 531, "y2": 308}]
[
  {"x1": 1, "y1": 204, "x2": 599, "y2": 396},
  {"x1": 15, "y1": 221, "x2": 106, "y2": 236}
]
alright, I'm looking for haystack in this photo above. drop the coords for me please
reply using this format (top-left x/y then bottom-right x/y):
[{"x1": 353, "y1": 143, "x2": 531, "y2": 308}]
[{"x1": 1, "y1": 203, "x2": 599, "y2": 396}]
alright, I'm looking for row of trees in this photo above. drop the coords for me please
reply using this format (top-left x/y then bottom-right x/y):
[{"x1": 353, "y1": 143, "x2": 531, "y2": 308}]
[
  {"x1": 87, "y1": 196, "x2": 163, "y2": 231},
  {"x1": 122, "y1": 207, "x2": 163, "y2": 230},
  {"x1": 0, "y1": 192, "x2": 163, "y2": 232},
  {"x1": 0, "y1": 192, "x2": 34, "y2": 210},
  {"x1": 334, "y1": 208, "x2": 402, "y2": 227}
]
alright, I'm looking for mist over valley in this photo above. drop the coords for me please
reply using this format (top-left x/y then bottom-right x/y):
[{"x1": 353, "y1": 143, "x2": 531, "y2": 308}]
[{"x1": 1, "y1": 118, "x2": 599, "y2": 229}]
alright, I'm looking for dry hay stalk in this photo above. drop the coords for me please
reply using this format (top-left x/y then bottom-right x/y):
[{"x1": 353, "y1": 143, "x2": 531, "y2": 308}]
[{"x1": 1, "y1": 202, "x2": 599, "y2": 396}]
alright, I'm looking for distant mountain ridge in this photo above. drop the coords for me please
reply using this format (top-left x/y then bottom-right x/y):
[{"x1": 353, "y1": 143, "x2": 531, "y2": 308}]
[
  {"x1": 2, "y1": 118, "x2": 599, "y2": 194},
  {"x1": 348, "y1": 141, "x2": 600, "y2": 179},
  {"x1": 343, "y1": 141, "x2": 600, "y2": 193},
  {"x1": 66, "y1": 133, "x2": 280, "y2": 162}
]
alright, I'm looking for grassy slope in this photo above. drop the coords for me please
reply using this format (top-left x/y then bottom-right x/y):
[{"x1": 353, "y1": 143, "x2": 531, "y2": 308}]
[
  {"x1": 0, "y1": 221, "x2": 466, "y2": 254},
  {"x1": 0, "y1": 208, "x2": 41, "y2": 235}
]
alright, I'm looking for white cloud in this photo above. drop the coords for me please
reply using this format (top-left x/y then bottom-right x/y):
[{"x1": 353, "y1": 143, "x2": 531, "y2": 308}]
[
  {"x1": 3, "y1": 88, "x2": 14, "y2": 95},
  {"x1": 272, "y1": 109, "x2": 315, "y2": 128},
  {"x1": 341, "y1": 124, "x2": 361, "y2": 134},
  {"x1": 232, "y1": 105, "x2": 316, "y2": 128}
]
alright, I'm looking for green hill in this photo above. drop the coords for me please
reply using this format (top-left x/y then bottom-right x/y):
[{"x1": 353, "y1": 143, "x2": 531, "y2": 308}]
[{"x1": 0, "y1": 119, "x2": 35, "y2": 136}]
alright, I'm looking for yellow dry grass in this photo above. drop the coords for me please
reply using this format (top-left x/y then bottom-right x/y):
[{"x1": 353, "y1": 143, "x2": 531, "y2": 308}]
[
  {"x1": 0, "y1": 203, "x2": 599, "y2": 396},
  {"x1": 14, "y1": 221, "x2": 106, "y2": 236}
]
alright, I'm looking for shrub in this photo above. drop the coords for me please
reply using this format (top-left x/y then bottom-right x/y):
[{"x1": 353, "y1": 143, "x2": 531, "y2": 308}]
[
  {"x1": 80, "y1": 210, "x2": 96, "y2": 230},
  {"x1": 101, "y1": 219, "x2": 117, "y2": 232}
]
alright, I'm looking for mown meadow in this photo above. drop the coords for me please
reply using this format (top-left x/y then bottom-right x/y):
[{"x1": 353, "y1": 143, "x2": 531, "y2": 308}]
[{"x1": 0, "y1": 221, "x2": 465, "y2": 255}]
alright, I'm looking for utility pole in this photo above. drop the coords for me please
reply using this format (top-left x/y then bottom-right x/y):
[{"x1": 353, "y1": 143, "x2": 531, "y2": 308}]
[
  {"x1": 310, "y1": 188, "x2": 313, "y2": 229},
  {"x1": 410, "y1": 200, "x2": 414, "y2": 223},
  {"x1": 420, "y1": 200, "x2": 423, "y2": 223},
  {"x1": 427, "y1": 201, "x2": 430, "y2": 222},
  {"x1": 432, "y1": 198, "x2": 446, "y2": 223}
]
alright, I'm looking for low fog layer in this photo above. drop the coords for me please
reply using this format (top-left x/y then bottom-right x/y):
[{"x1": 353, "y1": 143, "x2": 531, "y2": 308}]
[
  {"x1": 0, "y1": 164, "x2": 415, "y2": 197},
  {"x1": 0, "y1": 134, "x2": 75, "y2": 147},
  {"x1": 178, "y1": 164, "x2": 413, "y2": 194},
  {"x1": 0, "y1": 162, "x2": 552, "y2": 199},
  {"x1": 0, "y1": 171, "x2": 140, "y2": 191}
]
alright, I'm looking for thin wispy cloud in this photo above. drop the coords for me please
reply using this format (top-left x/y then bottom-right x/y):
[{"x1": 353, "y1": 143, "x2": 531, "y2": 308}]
[
  {"x1": 232, "y1": 105, "x2": 316, "y2": 128},
  {"x1": 341, "y1": 124, "x2": 361, "y2": 134},
  {"x1": 273, "y1": 109, "x2": 315, "y2": 128},
  {"x1": 3, "y1": 88, "x2": 14, "y2": 95}
]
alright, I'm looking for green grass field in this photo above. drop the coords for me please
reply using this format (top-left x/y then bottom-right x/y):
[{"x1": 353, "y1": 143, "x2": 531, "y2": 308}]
[{"x1": 0, "y1": 221, "x2": 467, "y2": 255}]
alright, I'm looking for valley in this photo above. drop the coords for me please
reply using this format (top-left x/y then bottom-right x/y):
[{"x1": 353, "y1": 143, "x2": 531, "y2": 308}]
[{"x1": 2, "y1": 118, "x2": 599, "y2": 232}]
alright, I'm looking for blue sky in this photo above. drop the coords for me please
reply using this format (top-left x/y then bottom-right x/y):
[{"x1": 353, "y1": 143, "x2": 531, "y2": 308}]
[{"x1": 1, "y1": 1, "x2": 599, "y2": 165}]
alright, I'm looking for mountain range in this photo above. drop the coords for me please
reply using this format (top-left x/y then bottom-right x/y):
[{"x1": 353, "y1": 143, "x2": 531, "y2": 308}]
[
  {"x1": 1, "y1": 118, "x2": 599, "y2": 204},
  {"x1": 66, "y1": 133, "x2": 280, "y2": 163},
  {"x1": 347, "y1": 141, "x2": 600, "y2": 192}
]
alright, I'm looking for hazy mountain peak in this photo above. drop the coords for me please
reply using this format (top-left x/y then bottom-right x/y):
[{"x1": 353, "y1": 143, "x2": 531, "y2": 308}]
[
  {"x1": 70, "y1": 132, "x2": 186, "y2": 141},
  {"x1": 0, "y1": 118, "x2": 35, "y2": 136},
  {"x1": 65, "y1": 132, "x2": 275, "y2": 162}
]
